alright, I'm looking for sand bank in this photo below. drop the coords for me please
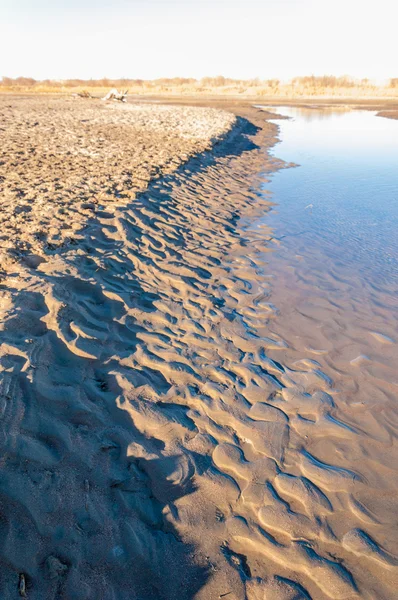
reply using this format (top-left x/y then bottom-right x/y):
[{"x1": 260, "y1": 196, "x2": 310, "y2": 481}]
[
  {"x1": 0, "y1": 98, "x2": 397, "y2": 599},
  {"x1": 0, "y1": 96, "x2": 235, "y2": 264}
]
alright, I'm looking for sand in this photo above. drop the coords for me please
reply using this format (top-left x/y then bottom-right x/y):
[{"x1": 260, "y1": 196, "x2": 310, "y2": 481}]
[
  {"x1": 0, "y1": 96, "x2": 397, "y2": 599},
  {"x1": 376, "y1": 109, "x2": 398, "y2": 120},
  {"x1": 0, "y1": 96, "x2": 235, "y2": 262}
]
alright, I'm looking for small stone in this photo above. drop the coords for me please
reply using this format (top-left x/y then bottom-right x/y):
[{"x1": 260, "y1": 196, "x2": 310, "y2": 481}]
[
  {"x1": 19, "y1": 573, "x2": 26, "y2": 597},
  {"x1": 45, "y1": 555, "x2": 68, "y2": 580}
]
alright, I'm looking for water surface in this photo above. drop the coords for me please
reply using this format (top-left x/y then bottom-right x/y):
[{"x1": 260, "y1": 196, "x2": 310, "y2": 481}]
[
  {"x1": 251, "y1": 104, "x2": 398, "y2": 443},
  {"x1": 244, "y1": 109, "x2": 398, "y2": 595},
  {"x1": 260, "y1": 106, "x2": 398, "y2": 282}
]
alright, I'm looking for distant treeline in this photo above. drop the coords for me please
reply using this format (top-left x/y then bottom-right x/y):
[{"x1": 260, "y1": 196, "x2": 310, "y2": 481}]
[{"x1": 1, "y1": 75, "x2": 398, "y2": 96}]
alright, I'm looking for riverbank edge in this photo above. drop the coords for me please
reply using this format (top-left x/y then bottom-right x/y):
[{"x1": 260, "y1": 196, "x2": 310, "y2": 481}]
[
  {"x1": 1, "y1": 98, "x2": 285, "y2": 272},
  {"x1": 126, "y1": 95, "x2": 398, "y2": 121}
]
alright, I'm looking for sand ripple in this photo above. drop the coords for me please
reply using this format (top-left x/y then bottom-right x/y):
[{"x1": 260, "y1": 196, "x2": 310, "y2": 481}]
[{"x1": 0, "y1": 103, "x2": 396, "y2": 599}]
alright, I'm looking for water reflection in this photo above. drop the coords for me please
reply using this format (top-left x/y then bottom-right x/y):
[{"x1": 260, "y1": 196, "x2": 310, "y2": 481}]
[
  {"x1": 257, "y1": 106, "x2": 398, "y2": 281},
  {"x1": 263, "y1": 104, "x2": 353, "y2": 122},
  {"x1": 241, "y1": 106, "x2": 398, "y2": 600}
]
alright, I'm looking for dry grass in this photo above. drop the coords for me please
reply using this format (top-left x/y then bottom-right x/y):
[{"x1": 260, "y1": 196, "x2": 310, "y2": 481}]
[{"x1": 1, "y1": 75, "x2": 398, "y2": 98}]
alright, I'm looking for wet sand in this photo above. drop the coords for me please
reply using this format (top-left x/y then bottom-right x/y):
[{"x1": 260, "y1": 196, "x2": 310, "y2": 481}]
[{"x1": 0, "y1": 96, "x2": 397, "y2": 599}]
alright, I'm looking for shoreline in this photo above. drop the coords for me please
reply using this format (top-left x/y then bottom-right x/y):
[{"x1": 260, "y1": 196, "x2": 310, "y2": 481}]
[
  {"x1": 2, "y1": 90, "x2": 398, "y2": 113},
  {"x1": 1, "y1": 96, "x2": 396, "y2": 598},
  {"x1": 135, "y1": 94, "x2": 398, "y2": 120}
]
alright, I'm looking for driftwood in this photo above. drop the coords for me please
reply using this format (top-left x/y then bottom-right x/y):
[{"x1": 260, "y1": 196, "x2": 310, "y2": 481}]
[
  {"x1": 102, "y1": 89, "x2": 128, "y2": 102},
  {"x1": 72, "y1": 90, "x2": 92, "y2": 99}
]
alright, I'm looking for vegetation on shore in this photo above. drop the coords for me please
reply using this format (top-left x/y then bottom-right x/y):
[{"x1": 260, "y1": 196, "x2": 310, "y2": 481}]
[{"x1": 1, "y1": 75, "x2": 398, "y2": 98}]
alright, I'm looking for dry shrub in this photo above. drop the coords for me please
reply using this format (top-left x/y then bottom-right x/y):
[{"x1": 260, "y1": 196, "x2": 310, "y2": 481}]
[{"x1": 1, "y1": 75, "x2": 398, "y2": 98}]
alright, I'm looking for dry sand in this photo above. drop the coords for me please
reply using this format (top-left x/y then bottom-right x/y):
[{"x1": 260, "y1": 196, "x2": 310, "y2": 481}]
[
  {"x1": 0, "y1": 96, "x2": 235, "y2": 261},
  {"x1": 0, "y1": 96, "x2": 397, "y2": 599}
]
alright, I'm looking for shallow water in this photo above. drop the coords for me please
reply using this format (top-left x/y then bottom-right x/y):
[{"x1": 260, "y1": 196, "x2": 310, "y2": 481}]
[
  {"x1": 245, "y1": 106, "x2": 398, "y2": 597},
  {"x1": 254, "y1": 106, "x2": 398, "y2": 363},
  {"x1": 260, "y1": 107, "x2": 398, "y2": 282}
]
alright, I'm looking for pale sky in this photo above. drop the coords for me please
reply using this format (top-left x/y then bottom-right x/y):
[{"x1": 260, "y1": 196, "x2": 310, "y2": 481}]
[{"x1": 1, "y1": 0, "x2": 396, "y2": 81}]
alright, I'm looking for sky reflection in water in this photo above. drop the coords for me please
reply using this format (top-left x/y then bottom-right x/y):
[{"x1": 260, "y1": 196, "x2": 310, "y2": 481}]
[{"x1": 260, "y1": 107, "x2": 398, "y2": 282}]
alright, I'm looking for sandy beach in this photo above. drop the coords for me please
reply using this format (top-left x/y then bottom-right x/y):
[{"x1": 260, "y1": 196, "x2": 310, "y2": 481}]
[
  {"x1": 0, "y1": 96, "x2": 235, "y2": 262},
  {"x1": 0, "y1": 95, "x2": 397, "y2": 600}
]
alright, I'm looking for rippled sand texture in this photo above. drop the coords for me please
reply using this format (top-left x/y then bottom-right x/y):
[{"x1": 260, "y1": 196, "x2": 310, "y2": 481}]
[
  {"x1": 248, "y1": 215, "x2": 398, "y2": 600},
  {"x1": 0, "y1": 96, "x2": 235, "y2": 261},
  {"x1": 1, "y1": 102, "x2": 397, "y2": 599}
]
